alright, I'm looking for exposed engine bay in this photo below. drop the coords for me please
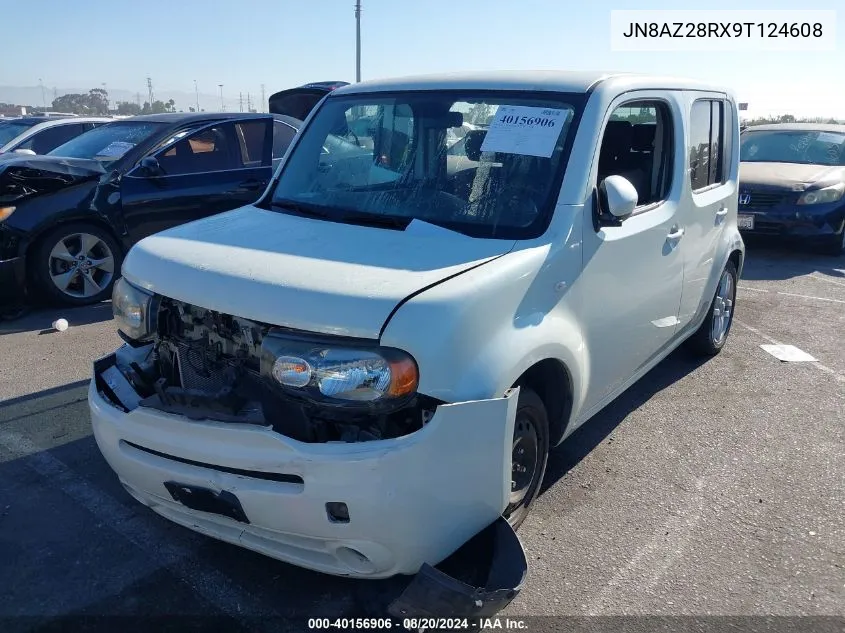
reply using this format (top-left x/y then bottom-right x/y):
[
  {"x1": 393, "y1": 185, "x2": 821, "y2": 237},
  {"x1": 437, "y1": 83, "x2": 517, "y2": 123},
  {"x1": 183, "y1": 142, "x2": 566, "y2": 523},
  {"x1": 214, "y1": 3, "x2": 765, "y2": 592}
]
[
  {"x1": 0, "y1": 159, "x2": 104, "y2": 204},
  {"x1": 111, "y1": 298, "x2": 435, "y2": 443}
]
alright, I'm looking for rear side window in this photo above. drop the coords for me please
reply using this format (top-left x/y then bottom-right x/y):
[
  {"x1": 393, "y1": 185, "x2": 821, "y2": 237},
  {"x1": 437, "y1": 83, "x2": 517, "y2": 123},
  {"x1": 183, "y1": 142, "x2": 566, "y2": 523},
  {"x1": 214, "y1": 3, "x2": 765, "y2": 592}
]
[
  {"x1": 19, "y1": 123, "x2": 86, "y2": 154},
  {"x1": 689, "y1": 99, "x2": 727, "y2": 191},
  {"x1": 273, "y1": 121, "x2": 297, "y2": 159}
]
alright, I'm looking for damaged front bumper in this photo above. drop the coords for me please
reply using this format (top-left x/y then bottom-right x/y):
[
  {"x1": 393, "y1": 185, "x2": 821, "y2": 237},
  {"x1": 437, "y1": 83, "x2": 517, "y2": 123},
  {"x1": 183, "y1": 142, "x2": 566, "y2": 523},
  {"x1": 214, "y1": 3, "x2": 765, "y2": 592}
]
[{"x1": 89, "y1": 346, "x2": 527, "y2": 611}]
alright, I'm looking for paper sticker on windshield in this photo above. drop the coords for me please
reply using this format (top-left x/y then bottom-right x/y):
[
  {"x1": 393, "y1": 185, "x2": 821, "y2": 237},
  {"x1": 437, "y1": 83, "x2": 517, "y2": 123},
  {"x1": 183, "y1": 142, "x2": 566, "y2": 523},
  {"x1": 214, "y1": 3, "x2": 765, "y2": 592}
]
[
  {"x1": 95, "y1": 141, "x2": 135, "y2": 158},
  {"x1": 816, "y1": 132, "x2": 845, "y2": 145},
  {"x1": 480, "y1": 106, "x2": 568, "y2": 158}
]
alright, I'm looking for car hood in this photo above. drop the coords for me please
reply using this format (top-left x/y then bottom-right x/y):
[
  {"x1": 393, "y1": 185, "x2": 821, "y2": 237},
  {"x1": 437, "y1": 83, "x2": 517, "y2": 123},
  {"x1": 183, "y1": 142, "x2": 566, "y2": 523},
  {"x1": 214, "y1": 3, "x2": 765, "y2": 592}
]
[
  {"x1": 0, "y1": 155, "x2": 105, "y2": 203},
  {"x1": 739, "y1": 161, "x2": 845, "y2": 189},
  {"x1": 122, "y1": 205, "x2": 515, "y2": 340}
]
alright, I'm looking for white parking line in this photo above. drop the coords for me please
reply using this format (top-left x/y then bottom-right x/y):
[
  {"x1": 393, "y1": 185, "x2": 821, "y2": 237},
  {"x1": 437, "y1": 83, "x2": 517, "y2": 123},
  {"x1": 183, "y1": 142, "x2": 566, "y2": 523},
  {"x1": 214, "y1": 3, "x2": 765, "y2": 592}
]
[
  {"x1": 777, "y1": 292, "x2": 845, "y2": 304},
  {"x1": 734, "y1": 320, "x2": 845, "y2": 383},
  {"x1": 738, "y1": 286, "x2": 845, "y2": 304},
  {"x1": 0, "y1": 430, "x2": 284, "y2": 618},
  {"x1": 811, "y1": 273, "x2": 845, "y2": 288}
]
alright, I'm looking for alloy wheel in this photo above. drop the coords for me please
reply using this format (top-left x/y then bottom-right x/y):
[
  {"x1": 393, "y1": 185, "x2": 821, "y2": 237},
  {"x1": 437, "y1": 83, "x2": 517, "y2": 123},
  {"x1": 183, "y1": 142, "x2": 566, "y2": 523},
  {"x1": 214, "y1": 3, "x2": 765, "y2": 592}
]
[
  {"x1": 710, "y1": 269, "x2": 735, "y2": 346},
  {"x1": 48, "y1": 233, "x2": 115, "y2": 299}
]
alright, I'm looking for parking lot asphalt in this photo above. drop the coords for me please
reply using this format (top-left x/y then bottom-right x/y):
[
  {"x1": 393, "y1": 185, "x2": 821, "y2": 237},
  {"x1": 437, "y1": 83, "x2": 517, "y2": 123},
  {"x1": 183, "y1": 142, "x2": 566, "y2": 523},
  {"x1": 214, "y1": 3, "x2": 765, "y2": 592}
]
[{"x1": 0, "y1": 241, "x2": 843, "y2": 631}]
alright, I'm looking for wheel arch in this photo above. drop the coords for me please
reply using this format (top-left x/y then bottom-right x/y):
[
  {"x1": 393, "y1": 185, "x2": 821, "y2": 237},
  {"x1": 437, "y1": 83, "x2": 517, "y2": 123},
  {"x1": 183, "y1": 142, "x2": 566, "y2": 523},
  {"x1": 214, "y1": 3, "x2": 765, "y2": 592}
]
[
  {"x1": 728, "y1": 248, "x2": 743, "y2": 279},
  {"x1": 511, "y1": 357, "x2": 574, "y2": 447},
  {"x1": 25, "y1": 216, "x2": 125, "y2": 273}
]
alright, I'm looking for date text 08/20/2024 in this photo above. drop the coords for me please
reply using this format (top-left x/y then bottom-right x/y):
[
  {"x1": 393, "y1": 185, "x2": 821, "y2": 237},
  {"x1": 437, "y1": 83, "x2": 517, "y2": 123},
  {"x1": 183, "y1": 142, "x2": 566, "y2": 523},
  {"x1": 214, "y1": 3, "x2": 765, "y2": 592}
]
[{"x1": 306, "y1": 618, "x2": 529, "y2": 630}]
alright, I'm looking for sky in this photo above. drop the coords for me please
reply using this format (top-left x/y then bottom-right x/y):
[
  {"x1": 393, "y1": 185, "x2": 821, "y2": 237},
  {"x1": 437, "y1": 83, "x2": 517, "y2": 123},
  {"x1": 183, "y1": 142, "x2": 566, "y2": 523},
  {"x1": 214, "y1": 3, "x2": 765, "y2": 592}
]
[{"x1": 1, "y1": 0, "x2": 843, "y2": 119}]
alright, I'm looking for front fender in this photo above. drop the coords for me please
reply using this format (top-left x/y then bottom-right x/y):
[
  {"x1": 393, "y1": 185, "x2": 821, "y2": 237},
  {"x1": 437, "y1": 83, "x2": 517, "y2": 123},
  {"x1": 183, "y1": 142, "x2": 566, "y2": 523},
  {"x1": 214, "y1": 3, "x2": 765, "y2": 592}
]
[
  {"x1": 5, "y1": 180, "x2": 100, "y2": 248},
  {"x1": 380, "y1": 238, "x2": 587, "y2": 436}
]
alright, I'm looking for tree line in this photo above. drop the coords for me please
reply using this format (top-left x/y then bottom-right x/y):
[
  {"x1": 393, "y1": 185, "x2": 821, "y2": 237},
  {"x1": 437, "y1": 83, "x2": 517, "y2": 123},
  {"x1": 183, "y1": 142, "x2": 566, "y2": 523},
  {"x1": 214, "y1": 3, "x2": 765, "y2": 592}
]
[
  {"x1": 49, "y1": 88, "x2": 183, "y2": 115},
  {"x1": 744, "y1": 114, "x2": 842, "y2": 125}
]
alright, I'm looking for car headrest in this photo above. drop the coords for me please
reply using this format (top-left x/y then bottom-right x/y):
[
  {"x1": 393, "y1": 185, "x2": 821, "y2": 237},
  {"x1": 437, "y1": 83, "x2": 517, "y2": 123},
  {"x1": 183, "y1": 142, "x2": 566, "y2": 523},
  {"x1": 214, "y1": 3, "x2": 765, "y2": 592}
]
[
  {"x1": 464, "y1": 129, "x2": 488, "y2": 162},
  {"x1": 631, "y1": 124, "x2": 656, "y2": 152},
  {"x1": 603, "y1": 120, "x2": 633, "y2": 145}
]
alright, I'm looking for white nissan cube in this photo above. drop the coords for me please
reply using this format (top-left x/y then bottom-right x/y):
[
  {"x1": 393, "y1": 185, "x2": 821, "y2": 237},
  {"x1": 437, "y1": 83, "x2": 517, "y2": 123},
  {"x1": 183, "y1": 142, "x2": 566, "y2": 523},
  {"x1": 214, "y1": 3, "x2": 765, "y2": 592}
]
[{"x1": 90, "y1": 71, "x2": 743, "y2": 600}]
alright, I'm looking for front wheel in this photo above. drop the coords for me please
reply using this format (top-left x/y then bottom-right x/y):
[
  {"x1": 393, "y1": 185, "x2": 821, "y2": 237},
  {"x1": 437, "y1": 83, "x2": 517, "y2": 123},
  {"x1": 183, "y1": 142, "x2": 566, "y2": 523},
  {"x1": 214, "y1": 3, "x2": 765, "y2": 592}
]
[
  {"x1": 31, "y1": 223, "x2": 122, "y2": 307},
  {"x1": 502, "y1": 388, "x2": 550, "y2": 530},
  {"x1": 685, "y1": 260, "x2": 738, "y2": 357}
]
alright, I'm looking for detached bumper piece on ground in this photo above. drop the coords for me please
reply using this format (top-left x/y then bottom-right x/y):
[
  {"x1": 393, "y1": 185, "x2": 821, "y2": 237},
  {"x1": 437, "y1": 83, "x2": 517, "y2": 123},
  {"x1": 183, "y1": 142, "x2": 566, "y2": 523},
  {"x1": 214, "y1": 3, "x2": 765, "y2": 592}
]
[{"x1": 387, "y1": 516, "x2": 527, "y2": 620}]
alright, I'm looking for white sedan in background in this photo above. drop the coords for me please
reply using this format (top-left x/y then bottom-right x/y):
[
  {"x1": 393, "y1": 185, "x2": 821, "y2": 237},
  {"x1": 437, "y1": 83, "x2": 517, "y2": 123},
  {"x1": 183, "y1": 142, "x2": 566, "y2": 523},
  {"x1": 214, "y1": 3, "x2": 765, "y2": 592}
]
[{"x1": 0, "y1": 116, "x2": 111, "y2": 155}]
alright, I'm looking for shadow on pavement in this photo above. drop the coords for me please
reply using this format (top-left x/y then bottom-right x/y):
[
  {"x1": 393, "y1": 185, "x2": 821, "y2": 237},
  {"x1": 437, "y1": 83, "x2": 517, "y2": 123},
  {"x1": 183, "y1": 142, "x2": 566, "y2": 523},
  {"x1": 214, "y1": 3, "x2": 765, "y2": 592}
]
[
  {"x1": 739, "y1": 236, "x2": 845, "y2": 281},
  {"x1": 540, "y1": 348, "x2": 710, "y2": 495},
  {"x1": 0, "y1": 301, "x2": 113, "y2": 336}
]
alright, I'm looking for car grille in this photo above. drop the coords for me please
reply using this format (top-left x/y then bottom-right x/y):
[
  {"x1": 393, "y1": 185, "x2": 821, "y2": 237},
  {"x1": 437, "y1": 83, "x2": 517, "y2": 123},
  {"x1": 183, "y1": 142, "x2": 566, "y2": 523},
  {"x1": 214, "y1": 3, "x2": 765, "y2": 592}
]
[
  {"x1": 174, "y1": 342, "x2": 229, "y2": 393},
  {"x1": 738, "y1": 191, "x2": 789, "y2": 211}
]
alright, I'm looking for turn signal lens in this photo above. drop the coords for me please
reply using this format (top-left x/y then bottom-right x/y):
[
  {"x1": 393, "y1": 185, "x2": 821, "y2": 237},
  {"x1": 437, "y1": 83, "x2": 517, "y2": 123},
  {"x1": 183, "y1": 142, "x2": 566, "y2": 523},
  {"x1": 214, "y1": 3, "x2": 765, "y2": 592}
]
[
  {"x1": 0, "y1": 206, "x2": 15, "y2": 222},
  {"x1": 387, "y1": 356, "x2": 419, "y2": 397}
]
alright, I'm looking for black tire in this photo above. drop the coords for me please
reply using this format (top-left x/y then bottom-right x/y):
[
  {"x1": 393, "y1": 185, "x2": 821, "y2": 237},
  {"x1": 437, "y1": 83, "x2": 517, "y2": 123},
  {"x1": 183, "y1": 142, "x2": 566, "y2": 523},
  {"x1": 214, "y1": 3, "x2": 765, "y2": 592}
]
[
  {"x1": 502, "y1": 388, "x2": 550, "y2": 530},
  {"x1": 30, "y1": 223, "x2": 122, "y2": 307},
  {"x1": 685, "y1": 260, "x2": 738, "y2": 357}
]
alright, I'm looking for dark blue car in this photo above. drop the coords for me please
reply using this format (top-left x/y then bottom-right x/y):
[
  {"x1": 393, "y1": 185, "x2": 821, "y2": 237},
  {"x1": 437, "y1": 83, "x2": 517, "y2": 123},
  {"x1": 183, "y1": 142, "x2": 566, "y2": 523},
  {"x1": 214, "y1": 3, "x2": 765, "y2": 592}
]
[{"x1": 737, "y1": 123, "x2": 845, "y2": 256}]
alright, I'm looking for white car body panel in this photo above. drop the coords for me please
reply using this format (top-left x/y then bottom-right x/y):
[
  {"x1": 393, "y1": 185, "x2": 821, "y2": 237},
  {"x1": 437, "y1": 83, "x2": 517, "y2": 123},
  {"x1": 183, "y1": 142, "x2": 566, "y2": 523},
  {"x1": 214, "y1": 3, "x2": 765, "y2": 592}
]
[
  {"x1": 92, "y1": 70, "x2": 745, "y2": 577},
  {"x1": 122, "y1": 205, "x2": 515, "y2": 339},
  {"x1": 90, "y1": 368, "x2": 517, "y2": 578}
]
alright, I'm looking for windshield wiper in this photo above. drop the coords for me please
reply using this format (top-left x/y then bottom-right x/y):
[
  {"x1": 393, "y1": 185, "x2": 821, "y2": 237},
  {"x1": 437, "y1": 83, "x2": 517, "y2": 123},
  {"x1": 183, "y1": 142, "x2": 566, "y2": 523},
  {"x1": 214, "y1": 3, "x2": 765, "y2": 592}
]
[
  {"x1": 271, "y1": 199, "x2": 334, "y2": 219},
  {"x1": 336, "y1": 210, "x2": 410, "y2": 230},
  {"x1": 271, "y1": 199, "x2": 410, "y2": 230}
]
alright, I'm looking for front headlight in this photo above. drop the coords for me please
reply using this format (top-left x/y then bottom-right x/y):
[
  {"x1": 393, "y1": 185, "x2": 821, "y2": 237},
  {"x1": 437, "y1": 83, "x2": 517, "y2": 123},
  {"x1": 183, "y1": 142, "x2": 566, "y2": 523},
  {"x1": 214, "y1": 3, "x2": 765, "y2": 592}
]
[
  {"x1": 112, "y1": 277, "x2": 159, "y2": 341},
  {"x1": 797, "y1": 183, "x2": 845, "y2": 205},
  {"x1": 260, "y1": 331, "x2": 419, "y2": 405}
]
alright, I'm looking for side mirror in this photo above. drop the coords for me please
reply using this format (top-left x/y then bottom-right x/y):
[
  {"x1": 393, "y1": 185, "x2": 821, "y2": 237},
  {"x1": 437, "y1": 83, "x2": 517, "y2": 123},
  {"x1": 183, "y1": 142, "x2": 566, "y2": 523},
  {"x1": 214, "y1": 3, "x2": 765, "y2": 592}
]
[
  {"x1": 598, "y1": 175, "x2": 638, "y2": 224},
  {"x1": 138, "y1": 156, "x2": 162, "y2": 177},
  {"x1": 13, "y1": 148, "x2": 36, "y2": 156}
]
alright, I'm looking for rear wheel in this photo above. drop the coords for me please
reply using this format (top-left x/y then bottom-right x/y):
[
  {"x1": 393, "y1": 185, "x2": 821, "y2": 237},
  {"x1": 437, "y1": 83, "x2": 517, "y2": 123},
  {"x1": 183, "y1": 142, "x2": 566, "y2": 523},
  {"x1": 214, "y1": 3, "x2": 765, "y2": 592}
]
[
  {"x1": 31, "y1": 223, "x2": 122, "y2": 307},
  {"x1": 502, "y1": 388, "x2": 549, "y2": 530},
  {"x1": 685, "y1": 260, "x2": 738, "y2": 357}
]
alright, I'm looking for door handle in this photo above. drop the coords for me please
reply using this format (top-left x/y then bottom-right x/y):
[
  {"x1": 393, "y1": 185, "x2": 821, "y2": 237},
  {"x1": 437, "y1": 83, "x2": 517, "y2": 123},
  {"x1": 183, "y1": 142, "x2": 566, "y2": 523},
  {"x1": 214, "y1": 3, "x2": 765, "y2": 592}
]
[
  {"x1": 667, "y1": 226, "x2": 685, "y2": 240},
  {"x1": 715, "y1": 207, "x2": 729, "y2": 217},
  {"x1": 239, "y1": 179, "x2": 266, "y2": 191}
]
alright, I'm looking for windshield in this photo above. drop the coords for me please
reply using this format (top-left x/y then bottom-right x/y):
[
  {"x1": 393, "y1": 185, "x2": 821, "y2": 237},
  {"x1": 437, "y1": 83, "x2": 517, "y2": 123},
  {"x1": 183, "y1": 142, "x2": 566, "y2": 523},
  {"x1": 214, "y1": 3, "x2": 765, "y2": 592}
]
[
  {"x1": 48, "y1": 121, "x2": 165, "y2": 162},
  {"x1": 740, "y1": 129, "x2": 845, "y2": 166},
  {"x1": 269, "y1": 91, "x2": 580, "y2": 239},
  {"x1": 0, "y1": 120, "x2": 38, "y2": 146}
]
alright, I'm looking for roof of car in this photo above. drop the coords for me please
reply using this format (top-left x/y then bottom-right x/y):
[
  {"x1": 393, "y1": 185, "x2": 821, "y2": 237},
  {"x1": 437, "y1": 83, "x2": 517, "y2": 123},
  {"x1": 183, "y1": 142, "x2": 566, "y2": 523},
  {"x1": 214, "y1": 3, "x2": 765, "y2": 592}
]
[
  {"x1": 8, "y1": 116, "x2": 111, "y2": 125},
  {"x1": 120, "y1": 112, "x2": 272, "y2": 124},
  {"x1": 743, "y1": 122, "x2": 845, "y2": 133},
  {"x1": 331, "y1": 71, "x2": 730, "y2": 96}
]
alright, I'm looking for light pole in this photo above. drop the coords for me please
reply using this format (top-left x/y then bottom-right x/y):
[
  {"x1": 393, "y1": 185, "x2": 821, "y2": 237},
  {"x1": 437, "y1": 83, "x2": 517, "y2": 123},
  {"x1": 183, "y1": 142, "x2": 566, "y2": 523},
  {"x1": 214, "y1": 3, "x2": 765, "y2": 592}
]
[
  {"x1": 102, "y1": 82, "x2": 108, "y2": 114},
  {"x1": 355, "y1": 0, "x2": 362, "y2": 82},
  {"x1": 39, "y1": 78, "x2": 45, "y2": 109},
  {"x1": 194, "y1": 79, "x2": 199, "y2": 112},
  {"x1": 218, "y1": 84, "x2": 224, "y2": 111}
]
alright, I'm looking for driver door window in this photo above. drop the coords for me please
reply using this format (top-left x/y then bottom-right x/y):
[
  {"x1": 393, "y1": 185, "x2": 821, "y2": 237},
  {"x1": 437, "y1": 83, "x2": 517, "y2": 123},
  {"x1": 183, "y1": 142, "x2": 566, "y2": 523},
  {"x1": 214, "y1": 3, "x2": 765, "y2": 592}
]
[{"x1": 155, "y1": 124, "x2": 238, "y2": 175}]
